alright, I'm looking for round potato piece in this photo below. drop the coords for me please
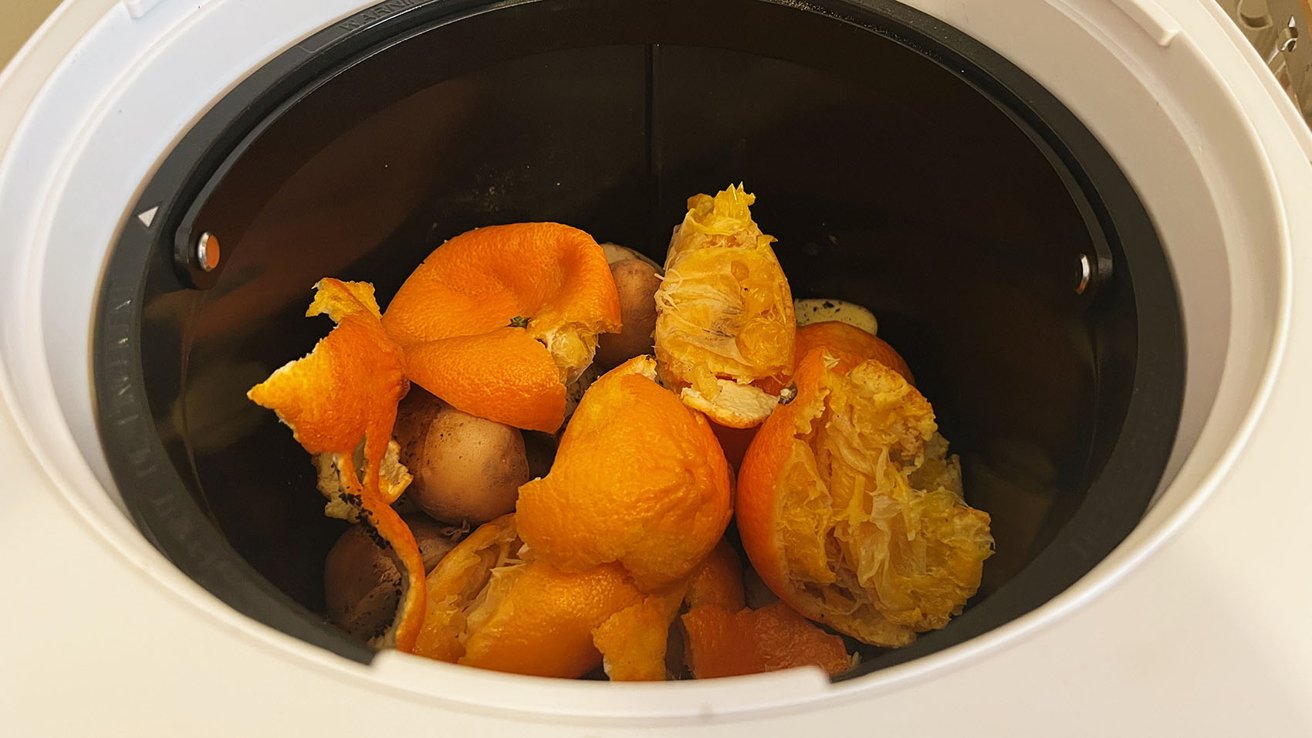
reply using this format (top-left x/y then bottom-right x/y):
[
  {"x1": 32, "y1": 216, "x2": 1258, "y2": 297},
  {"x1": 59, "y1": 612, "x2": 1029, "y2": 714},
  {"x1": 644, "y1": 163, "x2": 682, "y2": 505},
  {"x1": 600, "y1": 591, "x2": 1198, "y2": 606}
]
[
  {"x1": 601, "y1": 242, "x2": 661, "y2": 268},
  {"x1": 324, "y1": 515, "x2": 464, "y2": 641},
  {"x1": 793, "y1": 298, "x2": 878, "y2": 336},
  {"x1": 596, "y1": 256, "x2": 663, "y2": 370},
  {"x1": 394, "y1": 390, "x2": 530, "y2": 524}
]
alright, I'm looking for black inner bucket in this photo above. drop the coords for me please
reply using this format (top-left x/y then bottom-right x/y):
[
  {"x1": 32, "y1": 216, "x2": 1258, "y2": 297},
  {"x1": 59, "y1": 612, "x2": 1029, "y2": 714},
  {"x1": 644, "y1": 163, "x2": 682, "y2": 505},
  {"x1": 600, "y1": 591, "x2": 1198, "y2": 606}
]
[{"x1": 94, "y1": 0, "x2": 1184, "y2": 679}]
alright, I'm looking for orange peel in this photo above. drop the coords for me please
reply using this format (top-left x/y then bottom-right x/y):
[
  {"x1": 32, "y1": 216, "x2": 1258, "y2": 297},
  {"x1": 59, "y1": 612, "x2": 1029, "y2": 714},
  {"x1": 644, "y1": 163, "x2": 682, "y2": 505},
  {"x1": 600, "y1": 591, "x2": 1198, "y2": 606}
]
[
  {"x1": 792, "y1": 320, "x2": 914, "y2": 385},
  {"x1": 736, "y1": 349, "x2": 993, "y2": 647},
  {"x1": 654, "y1": 185, "x2": 796, "y2": 428},
  {"x1": 247, "y1": 278, "x2": 425, "y2": 651},
  {"x1": 516, "y1": 356, "x2": 733, "y2": 590},
  {"x1": 415, "y1": 514, "x2": 645, "y2": 678},
  {"x1": 682, "y1": 602, "x2": 853, "y2": 679},
  {"x1": 684, "y1": 538, "x2": 747, "y2": 612},
  {"x1": 592, "y1": 584, "x2": 687, "y2": 681},
  {"x1": 382, "y1": 222, "x2": 621, "y2": 432}
]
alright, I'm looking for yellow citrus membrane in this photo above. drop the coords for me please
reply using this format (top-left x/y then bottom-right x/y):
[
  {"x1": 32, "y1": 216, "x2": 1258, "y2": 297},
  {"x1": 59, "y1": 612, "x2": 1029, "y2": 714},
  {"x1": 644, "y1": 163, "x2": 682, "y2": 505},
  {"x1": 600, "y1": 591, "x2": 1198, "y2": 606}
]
[{"x1": 654, "y1": 185, "x2": 796, "y2": 427}]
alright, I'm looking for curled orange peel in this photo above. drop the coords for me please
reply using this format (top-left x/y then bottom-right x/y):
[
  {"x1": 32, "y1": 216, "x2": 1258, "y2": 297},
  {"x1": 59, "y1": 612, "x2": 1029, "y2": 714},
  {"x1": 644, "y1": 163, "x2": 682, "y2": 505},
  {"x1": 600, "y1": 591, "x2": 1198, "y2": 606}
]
[
  {"x1": 247, "y1": 278, "x2": 425, "y2": 652},
  {"x1": 382, "y1": 223, "x2": 621, "y2": 432}
]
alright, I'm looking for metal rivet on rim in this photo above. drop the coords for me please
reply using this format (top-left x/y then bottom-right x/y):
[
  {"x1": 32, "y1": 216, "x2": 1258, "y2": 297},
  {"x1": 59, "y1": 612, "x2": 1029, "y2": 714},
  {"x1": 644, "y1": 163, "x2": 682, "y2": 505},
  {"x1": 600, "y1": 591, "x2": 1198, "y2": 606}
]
[
  {"x1": 1280, "y1": 19, "x2": 1300, "y2": 53},
  {"x1": 196, "y1": 232, "x2": 221, "y2": 272},
  {"x1": 1075, "y1": 253, "x2": 1092, "y2": 295}
]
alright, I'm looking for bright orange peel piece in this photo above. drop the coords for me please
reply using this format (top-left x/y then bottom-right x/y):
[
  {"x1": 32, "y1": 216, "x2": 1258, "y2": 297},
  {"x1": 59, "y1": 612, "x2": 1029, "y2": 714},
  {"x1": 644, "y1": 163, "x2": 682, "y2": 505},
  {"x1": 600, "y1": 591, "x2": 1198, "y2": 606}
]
[
  {"x1": 682, "y1": 602, "x2": 853, "y2": 679},
  {"x1": 516, "y1": 356, "x2": 733, "y2": 590},
  {"x1": 247, "y1": 278, "x2": 425, "y2": 651},
  {"x1": 592, "y1": 584, "x2": 687, "y2": 681},
  {"x1": 416, "y1": 514, "x2": 645, "y2": 678},
  {"x1": 684, "y1": 539, "x2": 747, "y2": 612},
  {"x1": 382, "y1": 223, "x2": 621, "y2": 432}
]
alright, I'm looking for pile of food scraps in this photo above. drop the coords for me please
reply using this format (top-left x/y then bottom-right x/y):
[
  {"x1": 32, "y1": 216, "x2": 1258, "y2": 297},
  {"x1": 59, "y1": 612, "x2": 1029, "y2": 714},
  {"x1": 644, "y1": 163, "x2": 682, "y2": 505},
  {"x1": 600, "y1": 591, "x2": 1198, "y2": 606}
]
[{"x1": 247, "y1": 184, "x2": 994, "y2": 680}]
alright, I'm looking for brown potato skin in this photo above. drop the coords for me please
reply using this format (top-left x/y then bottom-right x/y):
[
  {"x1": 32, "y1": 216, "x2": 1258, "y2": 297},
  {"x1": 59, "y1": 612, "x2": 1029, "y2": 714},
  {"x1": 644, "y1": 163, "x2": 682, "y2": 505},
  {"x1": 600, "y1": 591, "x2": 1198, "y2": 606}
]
[
  {"x1": 394, "y1": 390, "x2": 529, "y2": 524},
  {"x1": 596, "y1": 258, "x2": 662, "y2": 370},
  {"x1": 323, "y1": 515, "x2": 463, "y2": 640}
]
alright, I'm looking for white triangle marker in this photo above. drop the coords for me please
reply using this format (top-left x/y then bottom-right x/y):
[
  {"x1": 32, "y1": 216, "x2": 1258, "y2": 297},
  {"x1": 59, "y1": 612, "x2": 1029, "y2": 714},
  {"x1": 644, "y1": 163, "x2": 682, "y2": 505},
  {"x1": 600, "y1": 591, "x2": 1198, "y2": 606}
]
[{"x1": 137, "y1": 205, "x2": 159, "y2": 228}]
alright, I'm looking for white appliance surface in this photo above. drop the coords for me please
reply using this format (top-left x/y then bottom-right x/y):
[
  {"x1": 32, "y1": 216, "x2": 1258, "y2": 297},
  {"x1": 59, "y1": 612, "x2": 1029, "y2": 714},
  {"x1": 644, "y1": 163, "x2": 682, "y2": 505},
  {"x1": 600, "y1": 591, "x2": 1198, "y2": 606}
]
[{"x1": 2, "y1": 0, "x2": 1310, "y2": 735}]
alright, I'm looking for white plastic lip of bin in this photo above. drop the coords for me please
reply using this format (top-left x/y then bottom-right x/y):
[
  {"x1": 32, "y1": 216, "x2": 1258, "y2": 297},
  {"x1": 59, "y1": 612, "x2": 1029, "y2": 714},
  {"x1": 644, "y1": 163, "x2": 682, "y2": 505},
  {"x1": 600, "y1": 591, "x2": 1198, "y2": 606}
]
[{"x1": 0, "y1": 0, "x2": 1305, "y2": 721}]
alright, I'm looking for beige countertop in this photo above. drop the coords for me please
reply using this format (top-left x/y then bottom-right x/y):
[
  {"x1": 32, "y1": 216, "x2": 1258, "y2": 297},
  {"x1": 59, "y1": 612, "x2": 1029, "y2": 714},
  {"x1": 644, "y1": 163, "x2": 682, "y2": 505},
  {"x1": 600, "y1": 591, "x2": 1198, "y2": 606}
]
[{"x1": 2, "y1": 0, "x2": 61, "y2": 69}]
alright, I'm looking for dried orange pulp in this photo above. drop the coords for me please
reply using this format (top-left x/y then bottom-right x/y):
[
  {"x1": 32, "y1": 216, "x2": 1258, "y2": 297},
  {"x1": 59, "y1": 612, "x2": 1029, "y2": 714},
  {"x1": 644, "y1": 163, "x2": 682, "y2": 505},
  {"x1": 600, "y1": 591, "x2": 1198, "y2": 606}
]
[
  {"x1": 682, "y1": 602, "x2": 852, "y2": 679},
  {"x1": 654, "y1": 185, "x2": 795, "y2": 428},
  {"x1": 516, "y1": 356, "x2": 733, "y2": 590},
  {"x1": 737, "y1": 349, "x2": 993, "y2": 647},
  {"x1": 382, "y1": 223, "x2": 621, "y2": 433},
  {"x1": 723, "y1": 320, "x2": 914, "y2": 466},
  {"x1": 416, "y1": 514, "x2": 646, "y2": 678},
  {"x1": 247, "y1": 279, "x2": 425, "y2": 651}
]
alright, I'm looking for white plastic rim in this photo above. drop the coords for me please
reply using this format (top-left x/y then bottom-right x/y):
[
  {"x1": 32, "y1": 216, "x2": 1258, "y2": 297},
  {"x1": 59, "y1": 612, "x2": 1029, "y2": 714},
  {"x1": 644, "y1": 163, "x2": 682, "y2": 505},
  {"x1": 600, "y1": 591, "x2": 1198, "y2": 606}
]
[{"x1": 0, "y1": 0, "x2": 1308, "y2": 724}]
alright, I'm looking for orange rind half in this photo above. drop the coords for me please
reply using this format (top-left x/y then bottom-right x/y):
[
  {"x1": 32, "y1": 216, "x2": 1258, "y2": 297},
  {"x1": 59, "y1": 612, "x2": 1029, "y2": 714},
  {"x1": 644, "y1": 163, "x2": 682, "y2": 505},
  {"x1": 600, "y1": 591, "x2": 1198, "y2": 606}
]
[
  {"x1": 793, "y1": 320, "x2": 914, "y2": 385},
  {"x1": 415, "y1": 514, "x2": 645, "y2": 678},
  {"x1": 247, "y1": 278, "x2": 425, "y2": 651},
  {"x1": 736, "y1": 349, "x2": 993, "y2": 647},
  {"x1": 761, "y1": 318, "x2": 914, "y2": 397},
  {"x1": 382, "y1": 222, "x2": 621, "y2": 432},
  {"x1": 654, "y1": 185, "x2": 795, "y2": 428},
  {"x1": 516, "y1": 356, "x2": 733, "y2": 590}
]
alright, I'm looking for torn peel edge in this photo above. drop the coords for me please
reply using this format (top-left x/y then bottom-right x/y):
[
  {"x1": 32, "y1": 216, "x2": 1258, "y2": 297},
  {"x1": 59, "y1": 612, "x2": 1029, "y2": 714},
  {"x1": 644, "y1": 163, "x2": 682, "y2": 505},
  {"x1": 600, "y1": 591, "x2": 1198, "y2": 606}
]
[
  {"x1": 247, "y1": 278, "x2": 421, "y2": 650},
  {"x1": 335, "y1": 451, "x2": 427, "y2": 653},
  {"x1": 679, "y1": 378, "x2": 781, "y2": 429},
  {"x1": 593, "y1": 582, "x2": 689, "y2": 681}
]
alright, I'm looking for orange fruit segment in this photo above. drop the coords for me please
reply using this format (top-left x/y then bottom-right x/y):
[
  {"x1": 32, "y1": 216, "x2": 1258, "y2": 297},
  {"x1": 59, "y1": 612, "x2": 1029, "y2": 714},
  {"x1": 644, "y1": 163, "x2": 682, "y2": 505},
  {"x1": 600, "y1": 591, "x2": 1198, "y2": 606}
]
[
  {"x1": 736, "y1": 349, "x2": 993, "y2": 648},
  {"x1": 247, "y1": 278, "x2": 425, "y2": 652},
  {"x1": 654, "y1": 185, "x2": 795, "y2": 428},
  {"x1": 382, "y1": 223, "x2": 621, "y2": 432},
  {"x1": 415, "y1": 514, "x2": 645, "y2": 678},
  {"x1": 682, "y1": 602, "x2": 853, "y2": 679},
  {"x1": 516, "y1": 356, "x2": 733, "y2": 590}
]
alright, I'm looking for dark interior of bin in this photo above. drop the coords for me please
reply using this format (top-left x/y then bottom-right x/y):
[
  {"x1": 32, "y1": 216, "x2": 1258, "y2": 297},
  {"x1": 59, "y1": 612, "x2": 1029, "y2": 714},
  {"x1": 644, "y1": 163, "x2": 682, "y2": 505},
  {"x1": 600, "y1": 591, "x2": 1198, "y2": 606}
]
[{"x1": 94, "y1": 0, "x2": 1183, "y2": 677}]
